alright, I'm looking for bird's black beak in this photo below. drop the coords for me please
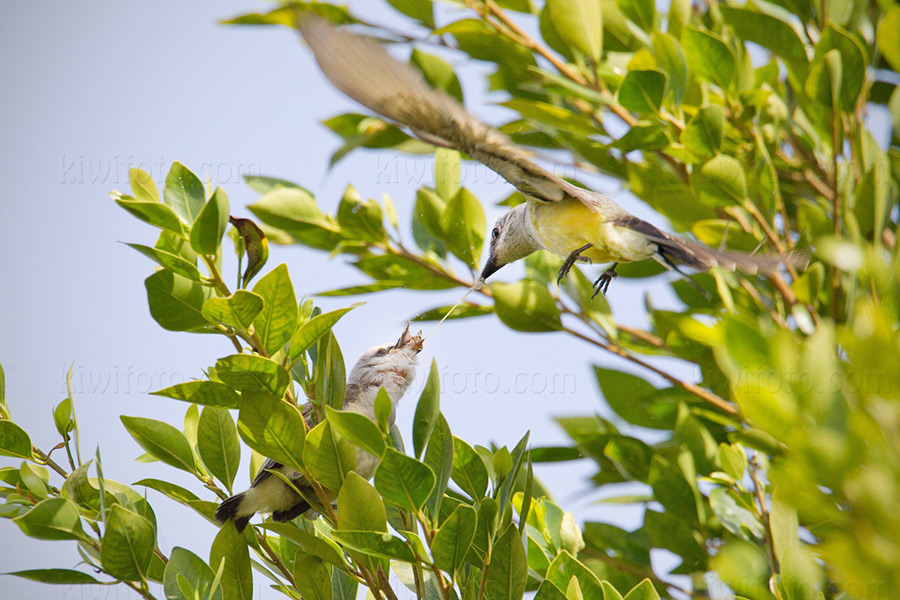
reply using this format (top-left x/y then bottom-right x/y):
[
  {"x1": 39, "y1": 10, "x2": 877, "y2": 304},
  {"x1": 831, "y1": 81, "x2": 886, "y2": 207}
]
[{"x1": 476, "y1": 254, "x2": 502, "y2": 289}]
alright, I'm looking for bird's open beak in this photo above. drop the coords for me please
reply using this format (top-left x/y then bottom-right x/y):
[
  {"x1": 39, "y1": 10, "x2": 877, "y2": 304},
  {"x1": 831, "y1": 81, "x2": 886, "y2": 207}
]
[{"x1": 395, "y1": 322, "x2": 425, "y2": 353}]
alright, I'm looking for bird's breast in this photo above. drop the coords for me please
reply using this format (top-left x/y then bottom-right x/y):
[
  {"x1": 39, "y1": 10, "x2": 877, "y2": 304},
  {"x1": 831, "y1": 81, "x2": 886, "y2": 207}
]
[{"x1": 528, "y1": 200, "x2": 654, "y2": 263}]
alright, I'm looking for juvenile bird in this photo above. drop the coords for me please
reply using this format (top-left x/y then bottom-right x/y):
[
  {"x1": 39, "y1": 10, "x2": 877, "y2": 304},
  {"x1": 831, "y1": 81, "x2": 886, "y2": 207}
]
[
  {"x1": 298, "y1": 17, "x2": 803, "y2": 295},
  {"x1": 215, "y1": 324, "x2": 424, "y2": 532}
]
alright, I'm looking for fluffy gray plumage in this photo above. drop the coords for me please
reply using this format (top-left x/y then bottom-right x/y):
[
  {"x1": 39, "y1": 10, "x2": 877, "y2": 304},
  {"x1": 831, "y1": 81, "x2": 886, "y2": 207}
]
[{"x1": 215, "y1": 325, "x2": 423, "y2": 532}]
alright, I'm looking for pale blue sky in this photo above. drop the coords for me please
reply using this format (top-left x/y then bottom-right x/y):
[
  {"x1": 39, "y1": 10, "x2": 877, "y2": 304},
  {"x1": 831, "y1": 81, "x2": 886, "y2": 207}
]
[{"x1": 0, "y1": 2, "x2": 687, "y2": 598}]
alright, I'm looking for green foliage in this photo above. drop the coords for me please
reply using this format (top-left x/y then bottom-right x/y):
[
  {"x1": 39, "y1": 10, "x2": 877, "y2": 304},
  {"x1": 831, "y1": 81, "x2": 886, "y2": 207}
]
[{"x1": 5, "y1": 1, "x2": 900, "y2": 599}]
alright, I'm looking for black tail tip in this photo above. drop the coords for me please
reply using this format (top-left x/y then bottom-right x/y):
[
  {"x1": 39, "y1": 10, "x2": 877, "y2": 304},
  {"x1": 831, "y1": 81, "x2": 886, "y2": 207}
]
[{"x1": 215, "y1": 493, "x2": 251, "y2": 532}]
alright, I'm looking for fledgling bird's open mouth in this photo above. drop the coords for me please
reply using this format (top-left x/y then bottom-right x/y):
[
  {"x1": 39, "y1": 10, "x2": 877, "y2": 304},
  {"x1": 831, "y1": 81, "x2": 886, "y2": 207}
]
[{"x1": 395, "y1": 322, "x2": 424, "y2": 353}]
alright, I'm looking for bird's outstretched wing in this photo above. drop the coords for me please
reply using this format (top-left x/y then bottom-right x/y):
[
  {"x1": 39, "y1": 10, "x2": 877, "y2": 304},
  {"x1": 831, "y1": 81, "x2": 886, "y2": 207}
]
[{"x1": 298, "y1": 15, "x2": 574, "y2": 205}]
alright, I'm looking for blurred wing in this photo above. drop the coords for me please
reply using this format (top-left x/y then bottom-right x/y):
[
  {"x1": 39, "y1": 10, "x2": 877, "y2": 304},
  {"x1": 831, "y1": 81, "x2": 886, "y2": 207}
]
[{"x1": 298, "y1": 15, "x2": 569, "y2": 204}]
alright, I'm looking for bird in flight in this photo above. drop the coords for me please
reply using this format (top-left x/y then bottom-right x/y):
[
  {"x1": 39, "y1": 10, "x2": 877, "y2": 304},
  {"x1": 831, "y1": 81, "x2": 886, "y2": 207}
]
[{"x1": 298, "y1": 16, "x2": 803, "y2": 296}]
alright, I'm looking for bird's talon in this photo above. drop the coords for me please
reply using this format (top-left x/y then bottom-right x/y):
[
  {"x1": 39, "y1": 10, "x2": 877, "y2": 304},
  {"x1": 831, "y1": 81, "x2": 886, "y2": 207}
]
[
  {"x1": 558, "y1": 243, "x2": 594, "y2": 284},
  {"x1": 591, "y1": 264, "x2": 619, "y2": 298}
]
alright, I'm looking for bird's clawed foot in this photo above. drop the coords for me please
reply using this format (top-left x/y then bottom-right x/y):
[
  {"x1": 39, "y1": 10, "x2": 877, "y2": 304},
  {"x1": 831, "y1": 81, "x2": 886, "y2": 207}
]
[
  {"x1": 557, "y1": 243, "x2": 594, "y2": 284},
  {"x1": 592, "y1": 263, "x2": 619, "y2": 297}
]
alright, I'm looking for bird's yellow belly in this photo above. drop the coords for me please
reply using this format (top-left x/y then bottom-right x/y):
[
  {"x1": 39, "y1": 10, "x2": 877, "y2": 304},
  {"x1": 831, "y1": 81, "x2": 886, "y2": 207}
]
[{"x1": 528, "y1": 200, "x2": 654, "y2": 263}]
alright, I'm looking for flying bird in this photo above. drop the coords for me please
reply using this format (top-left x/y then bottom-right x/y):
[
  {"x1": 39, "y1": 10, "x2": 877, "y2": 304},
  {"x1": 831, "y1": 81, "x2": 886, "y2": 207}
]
[
  {"x1": 215, "y1": 324, "x2": 424, "y2": 532},
  {"x1": 298, "y1": 16, "x2": 803, "y2": 295}
]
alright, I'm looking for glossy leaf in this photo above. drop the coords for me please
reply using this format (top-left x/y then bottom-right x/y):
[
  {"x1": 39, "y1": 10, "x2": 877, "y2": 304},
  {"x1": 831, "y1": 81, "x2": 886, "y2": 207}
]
[
  {"x1": 441, "y1": 188, "x2": 485, "y2": 269},
  {"x1": 216, "y1": 354, "x2": 291, "y2": 396},
  {"x1": 190, "y1": 187, "x2": 230, "y2": 254},
  {"x1": 129, "y1": 167, "x2": 159, "y2": 202},
  {"x1": 229, "y1": 216, "x2": 269, "y2": 286},
  {"x1": 164, "y1": 547, "x2": 221, "y2": 600},
  {"x1": 484, "y1": 524, "x2": 528, "y2": 600},
  {"x1": 293, "y1": 554, "x2": 332, "y2": 600},
  {"x1": 413, "y1": 359, "x2": 440, "y2": 459},
  {"x1": 288, "y1": 304, "x2": 361, "y2": 363},
  {"x1": 680, "y1": 106, "x2": 725, "y2": 157},
  {"x1": 337, "y1": 185, "x2": 386, "y2": 243},
  {"x1": 164, "y1": 161, "x2": 205, "y2": 224},
  {"x1": 618, "y1": 70, "x2": 666, "y2": 114},
  {"x1": 197, "y1": 406, "x2": 240, "y2": 491},
  {"x1": 210, "y1": 521, "x2": 252, "y2": 600},
  {"x1": 152, "y1": 380, "x2": 240, "y2": 409},
  {"x1": 547, "y1": 0, "x2": 603, "y2": 61},
  {"x1": 423, "y1": 414, "x2": 453, "y2": 518},
  {"x1": 13, "y1": 497, "x2": 84, "y2": 541},
  {"x1": 127, "y1": 243, "x2": 202, "y2": 282},
  {"x1": 114, "y1": 193, "x2": 186, "y2": 235},
  {"x1": 144, "y1": 270, "x2": 213, "y2": 332},
  {"x1": 236, "y1": 391, "x2": 306, "y2": 472},
  {"x1": 329, "y1": 530, "x2": 418, "y2": 563},
  {"x1": 338, "y1": 472, "x2": 387, "y2": 532},
  {"x1": 0, "y1": 421, "x2": 33, "y2": 459},
  {"x1": 101, "y1": 505, "x2": 155, "y2": 581},
  {"x1": 251, "y1": 264, "x2": 298, "y2": 354},
  {"x1": 304, "y1": 421, "x2": 355, "y2": 492},
  {"x1": 201, "y1": 291, "x2": 264, "y2": 330},
  {"x1": 681, "y1": 26, "x2": 735, "y2": 90},
  {"x1": 374, "y1": 448, "x2": 436, "y2": 511},
  {"x1": 120, "y1": 415, "x2": 196, "y2": 473},
  {"x1": 432, "y1": 504, "x2": 477, "y2": 576},
  {"x1": 451, "y1": 437, "x2": 489, "y2": 499},
  {"x1": 324, "y1": 405, "x2": 386, "y2": 457},
  {"x1": 492, "y1": 280, "x2": 562, "y2": 332}
]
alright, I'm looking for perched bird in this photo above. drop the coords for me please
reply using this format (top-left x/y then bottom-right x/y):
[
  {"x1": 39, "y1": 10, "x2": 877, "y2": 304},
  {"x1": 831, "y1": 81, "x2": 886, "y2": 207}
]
[
  {"x1": 215, "y1": 324, "x2": 424, "y2": 532},
  {"x1": 298, "y1": 17, "x2": 803, "y2": 295}
]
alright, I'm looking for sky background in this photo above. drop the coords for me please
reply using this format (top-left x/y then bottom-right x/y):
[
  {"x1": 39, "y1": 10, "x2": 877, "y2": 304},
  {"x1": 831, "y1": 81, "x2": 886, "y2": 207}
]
[{"x1": 1, "y1": 2, "x2": 692, "y2": 598}]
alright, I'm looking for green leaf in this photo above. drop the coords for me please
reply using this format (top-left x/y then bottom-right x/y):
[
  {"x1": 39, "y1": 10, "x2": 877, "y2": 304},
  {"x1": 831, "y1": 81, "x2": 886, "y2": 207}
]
[
  {"x1": 717, "y1": 443, "x2": 747, "y2": 481},
  {"x1": 411, "y1": 50, "x2": 463, "y2": 103},
  {"x1": 484, "y1": 524, "x2": 528, "y2": 600},
  {"x1": 680, "y1": 106, "x2": 725, "y2": 157},
  {"x1": 622, "y1": 580, "x2": 660, "y2": 600},
  {"x1": 164, "y1": 161, "x2": 206, "y2": 224},
  {"x1": 329, "y1": 530, "x2": 418, "y2": 563},
  {"x1": 423, "y1": 414, "x2": 453, "y2": 518},
  {"x1": 325, "y1": 406, "x2": 385, "y2": 457},
  {"x1": 237, "y1": 391, "x2": 306, "y2": 472},
  {"x1": 129, "y1": 168, "x2": 159, "y2": 202},
  {"x1": 651, "y1": 32, "x2": 686, "y2": 107},
  {"x1": 781, "y1": 544, "x2": 824, "y2": 600},
  {"x1": 210, "y1": 521, "x2": 252, "y2": 600},
  {"x1": 152, "y1": 380, "x2": 240, "y2": 409},
  {"x1": 720, "y1": 7, "x2": 808, "y2": 75},
  {"x1": 690, "y1": 155, "x2": 747, "y2": 206},
  {"x1": 877, "y1": 6, "x2": 900, "y2": 73},
  {"x1": 594, "y1": 367, "x2": 679, "y2": 429},
  {"x1": 451, "y1": 437, "x2": 489, "y2": 499},
  {"x1": 202, "y1": 291, "x2": 264, "y2": 330},
  {"x1": 332, "y1": 568, "x2": 358, "y2": 600},
  {"x1": 252, "y1": 264, "x2": 298, "y2": 354},
  {"x1": 491, "y1": 280, "x2": 562, "y2": 332},
  {"x1": 6, "y1": 569, "x2": 101, "y2": 585},
  {"x1": 0, "y1": 421, "x2": 33, "y2": 459},
  {"x1": 120, "y1": 415, "x2": 196, "y2": 473},
  {"x1": 770, "y1": 487, "x2": 799, "y2": 566},
  {"x1": 805, "y1": 50, "x2": 842, "y2": 110},
  {"x1": 216, "y1": 354, "x2": 291, "y2": 396},
  {"x1": 681, "y1": 26, "x2": 735, "y2": 90},
  {"x1": 304, "y1": 421, "x2": 355, "y2": 492},
  {"x1": 435, "y1": 148, "x2": 461, "y2": 202},
  {"x1": 288, "y1": 304, "x2": 361, "y2": 363},
  {"x1": 618, "y1": 70, "x2": 666, "y2": 114},
  {"x1": 535, "y1": 581, "x2": 568, "y2": 600},
  {"x1": 144, "y1": 270, "x2": 214, "y2": 332},
  {"x1": 113, "y1": 193, "x2": 186, "y2": 235},
  {"x1": 126, "y1": 243, "x2": 202, "y2": 282},
  {"x1": 190, "y1": 187, "x2": 230, "y2": 254},
  {"x1": 315, "y1": 331, "x2": 347, "y2": 409},
  {"x1": 441, "y1": 188, "x2": 486, "y2": 269},
  {"x1": 547, "y1": 0, "x2": 603, "y2": 62},
  {"x1": 229, "y1": 217, "x2": 269, "y2": 287},
  {"x1": 337, "y1": 185, "x2": 387, "y2": 243},
  {"x1": 374, "y1": 448, "x2": 436, "y2": 511},
  {"x1": 13, "y1": 497, "x2": 84, "y2": 541},
  {"x1": 262, "y1": 523, "x2": 348, "y2": 569},
  {"x1": 432, "y1": 504, "x2": 477, "y2": 576},
  {"x1": 198, "y1": 407, "x2": 241, "y2": 491},
  {"x1": 386, "y1": 0, "x2": 434, "y2": 27},
  {"x1": 133, "y1": 479, "x2": 200, "y2": 505},
  {"x1": 413, "y1": 359, "x2": 440, "y2": 459},
  {"x1": 248, "y1": 188, "x2": 341, "y2": 250},
  {"x1": 101, "y1": 505, "x2": 155, "y2": 581},
  {"x1": 338, "y1": 472, "x2": 387, "y2": 532},
  {"x1": 164, "y1": 547, "x2": 221, "y2": 600},
  {"x1": 293, "y1": 554, "x2": 332, "y2": 600},
  {"x1": 545, "y1": 552, "x2": 603, "y2": 600},
  {"x1": 374, "y1": 387, "x2": 393, "y2": 433},
  {"x1": 615, "y1": 0, "x2": 654, "y2": 30}
]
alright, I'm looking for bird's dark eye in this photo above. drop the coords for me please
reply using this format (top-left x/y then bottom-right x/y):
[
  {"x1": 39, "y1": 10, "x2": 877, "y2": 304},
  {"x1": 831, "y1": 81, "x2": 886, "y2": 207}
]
[
  {"x1": 376, "y1": 347, "x2": 389, "y2": 356},
  {"x1": 492, "y1": 227, "x2": 500, "y2": 240}
]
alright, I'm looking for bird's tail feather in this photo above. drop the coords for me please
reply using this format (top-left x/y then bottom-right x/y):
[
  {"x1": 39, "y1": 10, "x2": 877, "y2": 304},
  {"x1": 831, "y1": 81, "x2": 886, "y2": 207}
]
[
  {"x1": 655, "y1": 235, "x2": 807, "y2": 275},
  {"x1": 215, "y1": 492, "x2": 252, "y2": 533},
  {"x1": 273, "y1": 501, "x2": 311, "y2": 523}
]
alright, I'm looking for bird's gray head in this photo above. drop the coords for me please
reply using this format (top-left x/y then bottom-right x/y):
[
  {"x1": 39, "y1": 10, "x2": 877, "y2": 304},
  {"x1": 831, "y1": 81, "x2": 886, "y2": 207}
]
[
  {"x1": 347, "y1": 323, "x2": 423, "y2": 392},
  {"x1": 478, "y1": 204, "x2": 542, "y2": 285}
]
